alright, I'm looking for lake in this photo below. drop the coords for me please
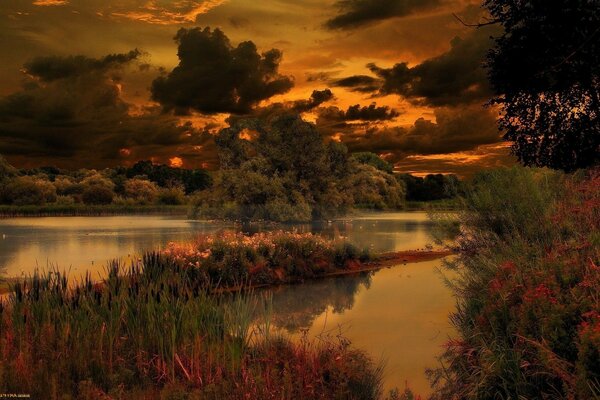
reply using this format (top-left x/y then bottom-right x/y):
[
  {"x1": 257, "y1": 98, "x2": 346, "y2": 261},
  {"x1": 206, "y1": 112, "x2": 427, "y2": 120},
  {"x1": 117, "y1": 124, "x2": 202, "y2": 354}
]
[{"x1": 0, "y1": 212, "x2": 454, "y2": 395}]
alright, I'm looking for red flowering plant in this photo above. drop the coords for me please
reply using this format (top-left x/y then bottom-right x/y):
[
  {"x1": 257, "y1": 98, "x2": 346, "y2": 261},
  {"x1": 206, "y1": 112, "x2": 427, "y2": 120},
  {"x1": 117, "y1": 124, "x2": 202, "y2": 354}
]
[{"x1": 428, "y1": 168, "x2": 600, "y2": 400}]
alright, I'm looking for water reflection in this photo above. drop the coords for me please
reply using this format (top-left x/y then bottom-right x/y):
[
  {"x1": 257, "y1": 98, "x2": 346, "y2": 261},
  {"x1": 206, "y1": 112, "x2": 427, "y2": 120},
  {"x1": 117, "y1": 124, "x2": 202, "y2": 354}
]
[
  {"x1": 0, "y1": 212, "x2": 433, "y2": 277},
  {"x1": 267, "y1": 272, "x2": 373, "y2": 332},
  {"x1": 266, "y1": 260, "x2": 454, "y2": 396},
  {"x1": 0, "y1": 212, "x2": 451, "y2": 395}
]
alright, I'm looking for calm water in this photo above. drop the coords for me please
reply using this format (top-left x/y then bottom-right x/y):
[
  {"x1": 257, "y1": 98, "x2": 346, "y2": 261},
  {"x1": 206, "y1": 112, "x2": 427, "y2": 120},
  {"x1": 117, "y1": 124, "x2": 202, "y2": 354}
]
[{"x1": 0, "y1": 212, "x2": 454, "y2": 395}]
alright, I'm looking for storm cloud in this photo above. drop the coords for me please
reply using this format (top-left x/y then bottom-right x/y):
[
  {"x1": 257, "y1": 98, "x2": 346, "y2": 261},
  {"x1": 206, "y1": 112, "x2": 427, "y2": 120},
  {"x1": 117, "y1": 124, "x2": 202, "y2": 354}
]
[
  {"x1": 151, "y1": 27, "x2": 294, "y2": 115},
  {"x1": 368, "y1": 27, "x2": 496, "y2": 106},
  {"x1": 331, "y1": 75, "x2": 381, "y2": 93},
  {"x1": 322, "y1": 105, "x2": 500, "y2": 160},
  {"x1": 325, "y1": 0, "x2": 443, "y2": 30},
  {"x1": 319, "y1": 103, "x2": 400, "y2": 122},
  {"x1": 327, "y1": 26, "x2": 497, "y2": 107},
  {"x1": 24, "y1": 50, "x2": 141, "y2": 82},
  {"x1": 0, "y1": 51, "x2": 217, "y2": 169},
  {"x1": 292, "y1": 89, "x2": 334, "y2": 112}
]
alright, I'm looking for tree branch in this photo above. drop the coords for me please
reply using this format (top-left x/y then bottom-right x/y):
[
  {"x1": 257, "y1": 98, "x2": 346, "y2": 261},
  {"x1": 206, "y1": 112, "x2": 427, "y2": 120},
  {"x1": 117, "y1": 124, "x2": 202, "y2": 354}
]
[{"x1": 452, "y1": 13, "x2": 500, "y2": 28}]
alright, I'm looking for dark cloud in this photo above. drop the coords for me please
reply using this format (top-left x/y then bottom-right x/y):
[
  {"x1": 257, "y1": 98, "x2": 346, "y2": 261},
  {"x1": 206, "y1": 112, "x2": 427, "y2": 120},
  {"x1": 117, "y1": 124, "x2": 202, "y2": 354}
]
[
  {"x1": 23, "y1": 50, "x2": 141, "y2": 82},
  {"x1": 292, "y1": 89, "x2": 334, "y2": 112},
  {"x1": 0, "y1": 52, "x2": 217, "y2": 169},
  {"x1": 151, "y1": 27, "x2": 294, "y2": 115},
  {"x1": 367, "y1": 27, "x2": 496, "y2": 106},
  {"x1": 331, "y1": 75, "x2": 382, "y2": 93},
  {"x1": 325, "y1": 0, "x2": 442, "y2": 30},
  {"x1": 319, "y1": 103, "x2": 399, "y2": 122},
  {"x1": 321, "y1": 105, "x2": 500, "y2": 160}
]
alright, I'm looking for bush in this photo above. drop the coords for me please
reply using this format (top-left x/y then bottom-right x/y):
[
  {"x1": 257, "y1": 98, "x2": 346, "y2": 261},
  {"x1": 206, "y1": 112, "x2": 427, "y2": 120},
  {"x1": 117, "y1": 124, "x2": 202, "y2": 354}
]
[
  {"x1": 81, "y1": 185, "x2": 114, "y2": 205},
  {"x1": 429, "y1": 167, "x2": 600, "y2": 400},
  {"x1": 124, "y1": 178, "x2": 158, "y2": 204},
  {"x1": 157, "y1": 186, "x2": 186, "y2": 205},
  {"x1": 2, "y1": 176, "x2": 57, "y2": 205}
]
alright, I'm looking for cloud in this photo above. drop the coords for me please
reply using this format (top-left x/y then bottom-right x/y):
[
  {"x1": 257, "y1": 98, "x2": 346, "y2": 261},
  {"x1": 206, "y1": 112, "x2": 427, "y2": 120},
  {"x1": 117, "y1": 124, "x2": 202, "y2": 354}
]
[
  {"x1": 23, "y1": 50, "x2": 141, "y2": 82},
  {"x1": 151, "y1": 27, "x2": 294, "y2": 115},
  {"x1": 367, "y1": 27, "x2": 496, "y2": 106},
  {"x1": 0, "y1": 51, "x2": 217, "y2": 169},
  {"x1": 394, "y1": 143, "x2": 515, "y2": 177},
  {"x1": 331, "y1": 75, "x2": 382, "y2": 93},
  {"x1": 324, "y1": 105, "x2": 500, "y2": 160},
  {"x1": 292, "y1": 89, "x2": 334, "y2": 112},
  {"x1": 319, "y1": 103, "x2": 399, "y2": 122},
  {"x1": 106, "y1": 0, "x2": 228, "y2": 25},
  {"x1": 325, "y1": 0, "x2": 443, "y2": 30}
]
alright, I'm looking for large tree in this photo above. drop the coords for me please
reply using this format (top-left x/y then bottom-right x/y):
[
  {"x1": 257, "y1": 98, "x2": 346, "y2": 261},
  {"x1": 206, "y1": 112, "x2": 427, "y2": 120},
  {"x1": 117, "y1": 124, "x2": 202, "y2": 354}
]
[{"x1": 484, "y1": 0, "x2": 599, "y2": 171}]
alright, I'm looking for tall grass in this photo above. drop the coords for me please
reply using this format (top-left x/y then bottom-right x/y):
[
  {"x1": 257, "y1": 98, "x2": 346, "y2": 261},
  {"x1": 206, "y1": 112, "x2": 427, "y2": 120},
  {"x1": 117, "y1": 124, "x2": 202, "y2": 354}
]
[
  {"x1": 161, "y1": 231, "x2": 371, "y2": 288},
  {"x1": 428, "y1": 167, "x2": 600, "y2": 400},
  {"x1": 0, "y1": 251, "x2": 385, "y2": 399}
]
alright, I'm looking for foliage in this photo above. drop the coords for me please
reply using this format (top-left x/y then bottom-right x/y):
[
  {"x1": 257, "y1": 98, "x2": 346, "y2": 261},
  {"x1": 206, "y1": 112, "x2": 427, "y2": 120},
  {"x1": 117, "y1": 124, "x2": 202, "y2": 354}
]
[
  {"x1": 429, "y1": 167, "x2": 600, "y2": 399},
  {"x1": 0, "y1": 155, "x2": 18, "y2": 180},
  {"x1": 352, "y1": 152, "x2": 394, "y2": 174},
  {"x1": 346, "y1": 164, "x2": 405, "y2": 209},
  {"x1": 0, "y1": 258, "x2": 383, "y2": 399},
  {"x1": 398, "y1": 173, "x2": 463, "y2": 202},
  {"x1": 484, "y1": 0, "x2": 600, "y2": 170},
  {"x1": 81, "y1": 184, "x2": 115, "y2": 205},
  {"x1": 126, "y1": 160, "x2": 212, "y2": 194},
  {"x1": 1, "y1": 175, "x2": 57, "y2": 205},
  {"x1": 161, "y1": 231, "x2": 370, "y2": 287},
  {"x1": 157, "y1": 186, "x2": 187, "y2": 205},
  {"x1": 193, "y1": 114, "x2": 404, "y2": 222},
  {"x1": 124, "y1": 178, "x2": 159, "y2": 205}
]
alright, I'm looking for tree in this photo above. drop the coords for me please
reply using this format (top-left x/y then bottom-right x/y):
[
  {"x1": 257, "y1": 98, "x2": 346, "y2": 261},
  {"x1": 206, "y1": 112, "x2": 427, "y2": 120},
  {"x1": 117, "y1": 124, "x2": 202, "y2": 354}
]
[
  {"x1": 3, "y1": 176, "x2": 57, "y2": 205},
  {"x1": 124, "y1": 178, "x2": 158, "y2": 205},
  {"x1": 352, "y1": 152, "x2": 394, "y2": 174},
  {"x1": 484, "y1": 0, "x2": 599, "y2": 171}
]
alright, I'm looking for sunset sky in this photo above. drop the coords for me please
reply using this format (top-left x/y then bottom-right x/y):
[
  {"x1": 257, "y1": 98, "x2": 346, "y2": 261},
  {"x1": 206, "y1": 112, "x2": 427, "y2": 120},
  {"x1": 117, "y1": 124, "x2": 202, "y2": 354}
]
[{"x1": 0, "y1": 0, "x2": 515, "y2": 176}]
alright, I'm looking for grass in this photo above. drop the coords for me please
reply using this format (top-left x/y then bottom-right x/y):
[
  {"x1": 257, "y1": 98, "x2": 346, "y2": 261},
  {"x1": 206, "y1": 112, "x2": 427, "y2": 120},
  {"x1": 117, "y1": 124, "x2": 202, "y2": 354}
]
[
  {"x1": 0, "y1": 204, "x2": 188, "y2": 217},
  {"x1": 161, "y1": 231, "x2": 371, "y2": 288},
  {"x1": 0, "y1": 254, "x2": 386, "y2": 399},
  {"x1": 428, "y1": 167, "x2": 600, "y2": 400}
]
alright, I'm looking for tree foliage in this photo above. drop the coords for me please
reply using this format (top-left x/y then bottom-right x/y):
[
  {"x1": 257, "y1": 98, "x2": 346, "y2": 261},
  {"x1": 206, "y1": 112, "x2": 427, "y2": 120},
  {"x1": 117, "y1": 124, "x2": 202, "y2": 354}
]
[
  {"x1": 485, "y1": 0, "x2": 600, "y2": 170},
  {"x1": 193, "y1": 114, "x2": 405, "y2": 222}
]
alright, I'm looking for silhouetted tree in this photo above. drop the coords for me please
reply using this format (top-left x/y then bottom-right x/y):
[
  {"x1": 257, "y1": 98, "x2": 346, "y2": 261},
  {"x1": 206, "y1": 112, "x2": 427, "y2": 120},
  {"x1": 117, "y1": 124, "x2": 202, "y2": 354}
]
[{"x1": 484, "y1": 0, "x2": 599, "y2": 170}]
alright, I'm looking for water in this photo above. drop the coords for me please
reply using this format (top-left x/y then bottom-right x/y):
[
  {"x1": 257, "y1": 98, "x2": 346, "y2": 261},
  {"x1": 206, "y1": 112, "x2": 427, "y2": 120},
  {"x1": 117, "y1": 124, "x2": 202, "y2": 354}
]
[{"x1": 0, "y1": 212, "x2": 454, "y2": 395}]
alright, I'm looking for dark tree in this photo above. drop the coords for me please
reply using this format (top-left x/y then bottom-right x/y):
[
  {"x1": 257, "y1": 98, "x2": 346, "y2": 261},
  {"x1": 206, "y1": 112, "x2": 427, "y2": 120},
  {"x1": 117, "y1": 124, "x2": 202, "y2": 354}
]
[{"x1": 484, "y1": 0, "x2": 600, "y2": 171}]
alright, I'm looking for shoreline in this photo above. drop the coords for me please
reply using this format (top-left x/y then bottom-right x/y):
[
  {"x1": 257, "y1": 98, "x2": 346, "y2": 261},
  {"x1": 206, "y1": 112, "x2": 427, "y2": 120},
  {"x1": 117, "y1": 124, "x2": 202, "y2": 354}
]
[
  {"x1": 0, "y1": 200, "x2": 459, "y2": 219},
  {"x1": 0, "y1": 249, "x2": 452, "y2": 296}
]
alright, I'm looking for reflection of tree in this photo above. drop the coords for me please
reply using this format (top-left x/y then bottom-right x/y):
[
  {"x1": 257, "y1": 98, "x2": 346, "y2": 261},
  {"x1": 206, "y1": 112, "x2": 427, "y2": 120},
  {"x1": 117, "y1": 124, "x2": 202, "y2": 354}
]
[{"x1": 265, "y1": 271, "x2": 373, "y2": 333}]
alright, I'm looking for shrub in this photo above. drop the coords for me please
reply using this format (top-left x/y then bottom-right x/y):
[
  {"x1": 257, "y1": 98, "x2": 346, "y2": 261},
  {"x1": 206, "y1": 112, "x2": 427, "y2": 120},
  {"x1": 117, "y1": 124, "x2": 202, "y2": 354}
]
[
  {"x1": 157, "y1": 186, "x2": 186, "y2": 205},
  {"x1": 124, "y1": 178, "x2": 158, "y2": 204},
  {"x1": 3, "y1": 176, "x2": 57, "y2": 205},
  {"x1": 429, "y1": 167, "x2": 600, "y2": 400},
  {"x1": 81, "y1": 184, "x2": 114, "y2": 205},
  {"x1": 81, "y1": 173, "x2": 115, "y2": 191}
]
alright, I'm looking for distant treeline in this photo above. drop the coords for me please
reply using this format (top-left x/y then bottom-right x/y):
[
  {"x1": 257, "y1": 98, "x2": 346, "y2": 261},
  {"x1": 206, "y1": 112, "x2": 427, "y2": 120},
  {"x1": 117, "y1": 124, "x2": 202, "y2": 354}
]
[
  {"x1": 0, "y1": 117, "x2": 465, "y2": 219},
  {"x1": 0, "y1": 156, "x2": 211, "y2": 208}
]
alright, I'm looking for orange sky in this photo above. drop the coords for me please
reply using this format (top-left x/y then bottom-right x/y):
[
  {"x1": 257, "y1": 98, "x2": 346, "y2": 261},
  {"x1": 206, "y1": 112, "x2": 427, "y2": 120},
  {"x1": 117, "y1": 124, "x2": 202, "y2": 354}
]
[{"x1": 0, "y1": 0, "x2": 514, "y2": 176}]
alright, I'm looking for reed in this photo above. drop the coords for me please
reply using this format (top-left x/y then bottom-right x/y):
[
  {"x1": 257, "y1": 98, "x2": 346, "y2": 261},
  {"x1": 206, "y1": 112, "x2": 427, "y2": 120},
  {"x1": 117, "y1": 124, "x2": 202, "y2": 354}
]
[{"x1": 0, "y1": 252, "x2": 384, "y2": 399}]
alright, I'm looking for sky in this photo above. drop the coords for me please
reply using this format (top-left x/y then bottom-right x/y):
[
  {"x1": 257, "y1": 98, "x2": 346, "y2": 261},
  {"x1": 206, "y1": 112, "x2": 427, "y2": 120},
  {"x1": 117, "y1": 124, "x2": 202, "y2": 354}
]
[{"x1": 0, "y1": 0, "x2": 515, "y2": 176}]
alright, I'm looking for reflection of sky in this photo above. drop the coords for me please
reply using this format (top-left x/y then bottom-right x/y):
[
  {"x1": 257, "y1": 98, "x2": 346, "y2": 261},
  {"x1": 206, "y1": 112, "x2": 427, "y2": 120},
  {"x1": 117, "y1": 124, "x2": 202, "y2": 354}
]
[
  {"x1": 271, "y1": 259, "x2": 455, "y2": 396},
  {"x1": 0, "y1": 216, "x2": 235, "y2": 277},
  {"x1": 0, "y1": 212, "x2": 434, "y2": 277}
]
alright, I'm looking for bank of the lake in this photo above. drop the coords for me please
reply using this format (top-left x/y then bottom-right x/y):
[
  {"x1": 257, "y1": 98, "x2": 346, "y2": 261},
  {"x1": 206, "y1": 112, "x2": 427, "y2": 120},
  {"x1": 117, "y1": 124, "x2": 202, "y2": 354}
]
[
  {"x1": 0, "y1": 204, "x2": 189, "y2": 218},
  {"x1": 0, "y1": 212, "x2": 453, "y2": 396}
]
